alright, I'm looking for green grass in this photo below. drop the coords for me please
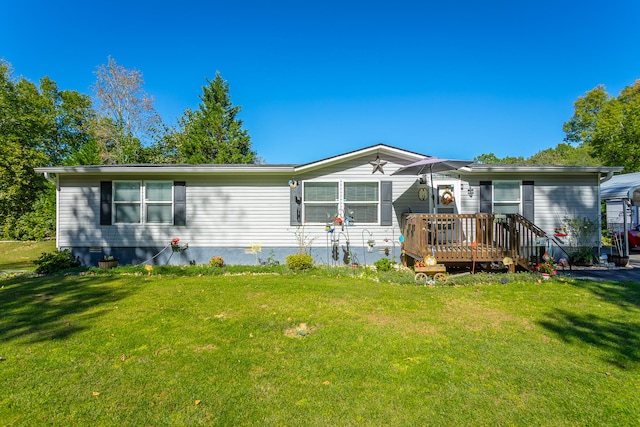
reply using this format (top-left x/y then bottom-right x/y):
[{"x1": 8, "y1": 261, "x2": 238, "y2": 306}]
[
  {"x1": 1, "y1": 267, "x2": 639, "y2": 426},
  {"x1": 0, "y1": 240, "x2": 56, "y2": 273}
]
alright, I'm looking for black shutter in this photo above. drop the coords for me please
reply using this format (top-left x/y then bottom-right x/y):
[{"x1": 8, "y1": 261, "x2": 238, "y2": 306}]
[
  {"x1": 381, "y1": 181, "x2": 393, "y2": 226},
  {"x1": 479, "y1": 181, "x2": 492, "y2": 213},
  {"x1": 174, "y1": 181, "x2": 186, "y2": 226},
  {"x1": 522, "y1": 180, "x2": 534, "y2": 221},
  {"x1": 100, "y1": 181, "x2": 112, "y2": 225},
  {"x1": 290, "y1": 183, "x2": 302, "y2": 226}
]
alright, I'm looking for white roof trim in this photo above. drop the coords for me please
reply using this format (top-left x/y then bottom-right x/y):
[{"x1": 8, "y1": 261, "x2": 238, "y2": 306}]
[
  {"x1": 466, "y1": 165, "x2": 622, "y2": 174},
  {"x1": 35, "y1": 165, "x2": 295, "y2": 174},
  {"x1": 294, "y1": 144, "x2": 426, "y2": 173}
]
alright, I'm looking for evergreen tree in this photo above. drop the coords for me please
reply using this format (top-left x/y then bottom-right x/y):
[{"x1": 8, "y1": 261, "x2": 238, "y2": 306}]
[{"x1": 179, "y1": 72, "x2": 256, "y2": 164}]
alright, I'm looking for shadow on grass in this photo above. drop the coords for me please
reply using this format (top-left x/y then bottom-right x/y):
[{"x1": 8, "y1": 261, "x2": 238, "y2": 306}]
[
  {"x1": 0, "y1": 274, "x2": 135, "y2": 344},
  {"x1": 539, "y1": 309, "x2": 640, "y2": 369},
  {"x1": 572, "y1": 279, "x2": 640, "y2": 310},
  {"x1": 0, "y1": 261, "x2": 34, "y2": 271}
]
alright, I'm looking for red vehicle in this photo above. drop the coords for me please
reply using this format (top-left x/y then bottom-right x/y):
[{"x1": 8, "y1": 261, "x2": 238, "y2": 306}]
[{"x1": 616, "y1": 228, "x2": 640, "y2": 248}]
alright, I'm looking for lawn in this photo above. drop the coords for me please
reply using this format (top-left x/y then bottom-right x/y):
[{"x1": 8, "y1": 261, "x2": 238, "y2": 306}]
[
  {"x1": 0, "y1": 240, "x2": 56, "y2": 273},
  {"x1": 1, "y1": 267, "x2": 639, "y2": 426}
]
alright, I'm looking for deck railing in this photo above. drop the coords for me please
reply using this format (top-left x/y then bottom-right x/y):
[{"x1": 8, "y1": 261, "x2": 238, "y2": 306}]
[{"x1": 401, "y1": 213, "x2": 548, "y2": 270}]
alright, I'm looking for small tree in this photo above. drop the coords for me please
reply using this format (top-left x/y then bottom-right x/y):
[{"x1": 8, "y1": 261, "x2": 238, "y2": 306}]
[
  {"x1": 292, "y1": 224, "x2": 315, "y2": 255},
  {"x1": 563, "y1": 216, "x2": 599, "y2": 264}
]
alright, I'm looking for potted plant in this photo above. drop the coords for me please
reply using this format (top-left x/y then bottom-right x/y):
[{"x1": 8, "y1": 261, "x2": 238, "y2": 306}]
[
  {"x1": 536, "y1": 259, "x2": 556, "y2": 278},
  {"x1": 98, "y1": 255, "x2": 119, "y2": 269}
]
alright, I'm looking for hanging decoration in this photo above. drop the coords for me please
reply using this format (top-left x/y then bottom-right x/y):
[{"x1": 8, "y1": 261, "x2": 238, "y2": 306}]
[
  {"x1": 440, "y1": 189, "x2": 454, "y2": 205},
  {"x1": 369, "y1": 155, "x2": 387, "y2": 174}
]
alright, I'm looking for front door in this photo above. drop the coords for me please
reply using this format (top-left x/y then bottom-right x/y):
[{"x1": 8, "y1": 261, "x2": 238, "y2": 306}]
[{"x1": 434, "y1": 181, "x2": 459, "y2": 214}]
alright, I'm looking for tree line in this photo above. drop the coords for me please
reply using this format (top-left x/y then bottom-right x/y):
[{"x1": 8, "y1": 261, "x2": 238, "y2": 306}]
[{"x1": 0, "y1": 57, "x2": 256, "y2": 239}]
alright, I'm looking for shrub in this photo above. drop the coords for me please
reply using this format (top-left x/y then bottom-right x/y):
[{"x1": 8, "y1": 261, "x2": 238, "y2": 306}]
[
  {"x1": 209, "y1": 256, "x2": 225, "y2": 268},
  {"x1": 570, "y1": 247, "x2": 595, "y2": 265},
  {"x1": 34, "y1": 249, "x2": 79, "y2": 274},
  {"x1": 286, "y1": 253, "x2": 314, "y2": 271},
  {"x1": 374, "y1": 257, "x2": 395, "y2": 272}
]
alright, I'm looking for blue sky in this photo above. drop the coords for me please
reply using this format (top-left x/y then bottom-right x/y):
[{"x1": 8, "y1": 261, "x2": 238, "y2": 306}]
[{"x1": 2, "y1": 0, "x2": 639, "y2": 164}]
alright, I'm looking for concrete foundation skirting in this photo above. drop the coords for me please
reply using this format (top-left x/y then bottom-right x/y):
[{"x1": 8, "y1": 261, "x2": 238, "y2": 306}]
[{"x1": 67, "y1": 245, "x2": 398, "y2": 267}]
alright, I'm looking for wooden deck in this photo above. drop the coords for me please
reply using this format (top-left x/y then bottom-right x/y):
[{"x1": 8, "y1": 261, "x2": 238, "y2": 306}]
[{"x1": 401, "y1": 213, "x2": 548, "y2": 271}]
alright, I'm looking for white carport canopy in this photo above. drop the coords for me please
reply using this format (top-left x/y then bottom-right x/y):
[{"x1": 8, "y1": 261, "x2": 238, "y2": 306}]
[
  {"x1": 601, "y1": 172, "x2": 640, "y2": 257},
  {"x1": 601, "y1": 171, "x2": 640, "y2": 205}
]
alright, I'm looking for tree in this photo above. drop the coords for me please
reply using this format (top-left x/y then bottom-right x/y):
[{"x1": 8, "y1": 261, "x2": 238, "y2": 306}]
[
  {"x1": 39, "y1": 76, "x2": 94, "y2": 166},
  {"x1": 178, "y1": 72, "x2": 256, "y2": 164},
  {"x1": 563, "y1": 81, "x2": 640, "y2": 172},
  {"x1": 475, "y1": 142, "x2": 601, "y2": 166},
  {"x1": 0, "y1": 59, "x2": 94, "y2": 238},
  {"x1": 474, "y1": 153, "x2": 525, "y2": 164},
  {"x1": 92, "y1": 57, "x2": 163, "y2": 164},
  {"x1": 527, "y1": 143, "x2": 600, "y2": 166},
  {"x1": 0, "y1": 61, "x2": 50, "y2": 238}
]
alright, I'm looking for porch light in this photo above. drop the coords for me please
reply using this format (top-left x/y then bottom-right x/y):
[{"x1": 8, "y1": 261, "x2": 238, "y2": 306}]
[{"x1": 467, "y1": 187, "x2": 474, "y2": 198}]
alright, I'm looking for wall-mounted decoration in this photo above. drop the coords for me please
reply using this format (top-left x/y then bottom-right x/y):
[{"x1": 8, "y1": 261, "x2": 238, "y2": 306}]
[{"x1": 369, "y1": 155, "x2": 387, "y2": 174}]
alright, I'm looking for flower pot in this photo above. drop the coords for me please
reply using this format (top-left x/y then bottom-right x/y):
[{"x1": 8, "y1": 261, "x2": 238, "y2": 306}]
[
  {"x1": 98, "y1": 259, "x2": 119, "y2": 269},
  {"x1": 540, "y1": 273, "x2": 550, "y2": 280},
  {"x1": 610, "y1": 255, "x2": 629, "y2": 267}
]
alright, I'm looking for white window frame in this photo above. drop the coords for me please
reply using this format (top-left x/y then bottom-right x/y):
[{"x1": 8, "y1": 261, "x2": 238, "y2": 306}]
[
  {"x1": 113, "y1": 181, "x2": 142, "y2": 224},
  {"x1": 302, "y1": 181, "x2": 339, "y2": 224},
  {"x1": 343, "y1": 181, "x2": 380, "y2": 224},
  {"x1": 144, "y1": 181, "x2": 174, "y2": 224},
  {"x1": 493, "y1": 180, "x2": 521, "y2": 214},
  {"x1": 303, "y1": 181, "x2": 381, "y2": 225},
  {"x1": 112, "y1": 181, "x2": 174, "y2": 225}
]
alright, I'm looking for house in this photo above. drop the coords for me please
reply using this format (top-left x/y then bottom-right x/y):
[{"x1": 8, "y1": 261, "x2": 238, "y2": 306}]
[{"x1": 36, "y1": 144, "x2": 621, "y2": 268}]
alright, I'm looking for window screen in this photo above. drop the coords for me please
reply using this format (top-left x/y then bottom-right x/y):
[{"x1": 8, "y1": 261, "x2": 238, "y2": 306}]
[
  {"x1": 145, "y1": 181, "x2": 173, "y2": 224},
  {"x1": 114, "y1": 182, "x2": 141, "y2": 223},
  {"x1": 493, "y1": 181, "x2": 520, "y2": 214},
  {"x1": 304, "y1": 182, "x2": 338, "y2": 223},
  {"x1": 345, "y1": 182, "x2": 379, "y2": 223}
]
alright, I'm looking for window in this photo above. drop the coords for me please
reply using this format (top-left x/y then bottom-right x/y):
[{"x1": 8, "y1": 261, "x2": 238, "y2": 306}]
[
  {"x1": 304, "y1": 181, "x2": 380, "y2": 224},
  {"x1": 304, "y1": 182, "x2": 338, "y2": 223},
  {"x1": 344, "y1": 182, "x2": 379, "y2": 223},
  {"x1": 493, "y1": 181, "x2": 520, "y2": 214},
  {"x1": 145, "y1": 181, "x2": 173, "y2": 224},
  {"x1": 112, "y1": 181, "x2": 173, "y2": 224},
  {"x1": 113, "y1": 181, "x2": 141, "y2": 223}
]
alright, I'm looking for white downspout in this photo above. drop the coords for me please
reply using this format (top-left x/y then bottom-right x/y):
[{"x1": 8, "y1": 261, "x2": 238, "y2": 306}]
[
  {"x1": 600, "y1": 170, "x2": 614, "y2": 183},
  {"x1": 43, "y1": 172, "x2": 56, "y2": 184}
]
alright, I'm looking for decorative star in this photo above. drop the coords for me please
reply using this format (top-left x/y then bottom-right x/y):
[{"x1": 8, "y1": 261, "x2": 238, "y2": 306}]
[{"x1": 370, "y1": 155, "x2": 387, "y2": 174}]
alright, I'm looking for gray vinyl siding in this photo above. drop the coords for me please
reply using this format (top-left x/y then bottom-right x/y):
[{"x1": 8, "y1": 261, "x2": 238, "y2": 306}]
[
  {"x1": 57, "y1": 174, "x2": 298, "y2": 249},
  {"x1": 458, "y1": 173, "x2": 601, "y2": 242},
  {"x1": 54, "y1": 159, "x2": 605, "y2": 263},
  {"x1": 55, "y1": 155, "x2": 422, "y2": 251},
  {"x1": 289, "y1": 155, "x2": 422, "y2": 247}
]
